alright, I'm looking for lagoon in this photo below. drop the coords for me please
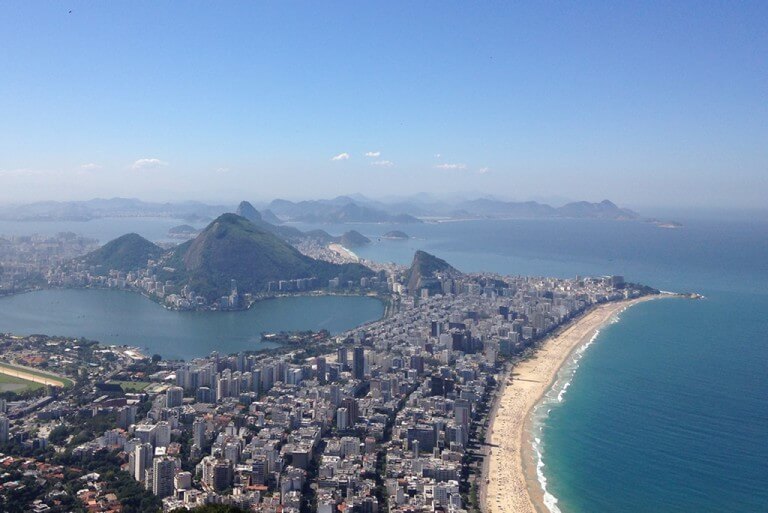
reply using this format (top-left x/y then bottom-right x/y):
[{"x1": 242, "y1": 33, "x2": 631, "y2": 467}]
[{"x1": 0, "y1": 289, "x2": 384, "y2": 360}]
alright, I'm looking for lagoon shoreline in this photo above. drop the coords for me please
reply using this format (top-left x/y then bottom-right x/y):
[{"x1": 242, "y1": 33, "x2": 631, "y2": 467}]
[{"x1": 482, "y1": 296, "x2": 659, "y2": 513}]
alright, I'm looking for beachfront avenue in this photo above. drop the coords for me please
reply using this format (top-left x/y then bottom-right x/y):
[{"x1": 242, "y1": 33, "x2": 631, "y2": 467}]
[{"x1": 0, "y1": 272, "x2": 652, "y2": 512}]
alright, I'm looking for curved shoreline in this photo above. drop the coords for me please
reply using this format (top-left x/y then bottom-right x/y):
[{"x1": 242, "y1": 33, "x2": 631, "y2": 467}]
[{"x1": 483, "y1": 296, "x2": 658, "y2": 513}]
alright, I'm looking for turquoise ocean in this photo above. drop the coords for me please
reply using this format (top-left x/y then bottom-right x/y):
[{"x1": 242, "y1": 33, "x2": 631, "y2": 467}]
[{"x1": 1, "y1": 214, "x2": 767, "y2": 511}]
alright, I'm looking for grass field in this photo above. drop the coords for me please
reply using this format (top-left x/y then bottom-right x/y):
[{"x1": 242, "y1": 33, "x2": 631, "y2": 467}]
[
  {"x1": 110, "y1": 380, "x2": 151, "y2": 392},
  {"x1": 0, "y1": 362, "x2": 75, "y2": 388},
  {"x1": 0, "y1": 372, "x2": 44, "y2": 393}
]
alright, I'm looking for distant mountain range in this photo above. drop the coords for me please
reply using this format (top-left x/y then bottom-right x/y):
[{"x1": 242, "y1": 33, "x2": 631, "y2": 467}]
[
  {"x1": 1, "y1": 195, "x2": 670, "y2": 225},
  {"x1": 0, "y1": 197, "x2": 227, "y2": 222},
  {"x1": 265, "y1": 197, "x2": 422, "y2": 224}
]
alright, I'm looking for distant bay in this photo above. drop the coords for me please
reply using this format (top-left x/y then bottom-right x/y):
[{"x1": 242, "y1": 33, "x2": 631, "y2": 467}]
[{"x1": 0, "y1": 289, "x2": 384, "y2": 360}]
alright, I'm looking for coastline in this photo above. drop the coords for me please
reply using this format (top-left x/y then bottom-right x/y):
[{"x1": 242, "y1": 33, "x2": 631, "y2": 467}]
[{"x1": 482, "y1": 296, "x2": 657, "y2": 513}]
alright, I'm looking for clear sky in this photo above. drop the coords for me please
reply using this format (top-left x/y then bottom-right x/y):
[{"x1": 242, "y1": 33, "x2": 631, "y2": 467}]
[{"x1": 1, "y1": 1, "x2": 766, "y2": 208}]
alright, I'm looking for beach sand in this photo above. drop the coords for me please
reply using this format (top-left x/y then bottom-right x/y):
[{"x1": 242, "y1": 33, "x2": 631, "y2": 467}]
[{"x1": 483, "y1": 297, "x2": 654, "y2": 513}]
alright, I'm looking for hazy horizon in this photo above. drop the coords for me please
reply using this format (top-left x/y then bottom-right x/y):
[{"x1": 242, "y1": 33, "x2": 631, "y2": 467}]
[{"x1": 1, "y1": 2, "x2": 766, "y2": 208}]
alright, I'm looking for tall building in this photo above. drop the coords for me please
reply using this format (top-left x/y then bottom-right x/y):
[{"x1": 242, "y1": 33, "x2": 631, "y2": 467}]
[
  {"x1": 353, "y1": 346, "x2": 365, "y2": 379},
  {"x1": 341, "y1": 397, "x2": 359, "y2": 425},
  {"x1": 175, "y1": 471, "x2": 192, "y2": 491},
  {"x1": 155, "y1": 421, "x2": 171, "y2": 448},
  {"x1": 134, "y1": 442, "x2": 154, "y2": 482},
  {"x1": 0, "y1": 415, "x2": 9, "y2": 444},
  {"x1": 152, "y1": 456, "x2": 175, "y2": 498},
  {"x1": 315, "y1": 356, "x2": 327, "y2": 384},
  {"x1": 454, "y1": 399, "x2": 471, "y2": 428},
  {"x1": 336, "y1": 347, "x2": 347, "y2": 370},
  {"x1": 336, "y1": 407, "x2": 349, "y2": 430},
  {"x1": 201, "y1": 457, "x2": 232, "y2": 492},
  {"x1": 192, "y1": 418, "x2": 206, "y2": 448},
  {"x1": 165, "y1": 386, "x2": 183, "y2": 408}
]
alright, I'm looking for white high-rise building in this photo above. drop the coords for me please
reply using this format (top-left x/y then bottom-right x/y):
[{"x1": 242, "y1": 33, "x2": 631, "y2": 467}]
[
  {"x1": 155, "y1": 421, "x2": 171, "y2": 448},
  {"x1": 192, "y1": 418, "x2": 206, "y2": 448},
  {"x1": 134, "y1": 442, "x2": 153, "y2": 482}
]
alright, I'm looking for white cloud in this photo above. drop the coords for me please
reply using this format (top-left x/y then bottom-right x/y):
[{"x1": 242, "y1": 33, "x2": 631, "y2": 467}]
[
  {"x1": 131, "y1": 158, "x2": 168, "y2": 170},
  {"x1": 434, "y1": 153, "x2": 442, "y2": 158},
  {"x1": 478, "y1": 167, "x2": 490, "y2": 175},
  {"x1": 80, "y1": 163, "x2": 102, "y2": 171},
  {"x1": 215, "y1": 167, "x2": 230, "y2": 174},
  {"x1": 371, "y1": 160, "x2": 394, "y2": 168},
  {"x1": 331, "y1": 152, "x2": 350, "y2": 161},
  {"x1": 435, "y1": 163, "x2": 467, "y2": 170},
  {"x1": 365, "y1": 151, "x2": 381, "y2": 158}
]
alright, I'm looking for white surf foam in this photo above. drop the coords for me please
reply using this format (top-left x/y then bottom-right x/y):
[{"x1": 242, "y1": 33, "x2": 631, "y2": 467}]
[{"x1": 530, "y1": 308, "x2": 628, "y2": 513}]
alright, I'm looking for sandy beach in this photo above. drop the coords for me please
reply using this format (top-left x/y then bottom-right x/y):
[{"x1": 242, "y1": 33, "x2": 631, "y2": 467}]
[
  {"x1": 328, "y1": 243, "x2": 360, "y2": 263},
  {"x1": 482, "y1": 296, "x2": 655, "y2": 513}
]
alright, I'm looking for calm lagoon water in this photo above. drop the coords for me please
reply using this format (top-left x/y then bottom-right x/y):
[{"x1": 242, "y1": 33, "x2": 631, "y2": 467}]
[{"x1": 0, "y1": 289, "x2": 384, "y2": 360}]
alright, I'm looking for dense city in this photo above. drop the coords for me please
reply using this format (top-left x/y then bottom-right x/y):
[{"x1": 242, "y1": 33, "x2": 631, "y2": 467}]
[{"x1": 0, "y1": 265, "x2": 646, "y2": 513}]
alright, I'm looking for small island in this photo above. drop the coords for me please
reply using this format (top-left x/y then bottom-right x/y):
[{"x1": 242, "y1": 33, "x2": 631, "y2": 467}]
[{"x1": 382, "y1": 230, "x2": 409, "y2": 240}]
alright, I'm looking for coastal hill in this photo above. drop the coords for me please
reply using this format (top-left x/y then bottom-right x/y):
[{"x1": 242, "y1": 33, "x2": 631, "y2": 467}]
[
  {"x1": 260, "y1": 209, "x2": 283, "y2": 225},
  {"x1": 82, "y1": 233, "x2": 163, "y2": 273},
  {"x1": 162, "y1": 214, "x2": 373, "y2": 301},
  {"x1": 406, "y1": 250, "x2": 462, "y2": 296},
  {"x1": 556, "y1": 200, "x2": 638, "y2": 220},
  {"x1": 339, "y1": 230, "x2": 371, "y2": 247},
  {"x1": 235, "y1": 200, "x2": 262, "y2": 222}
]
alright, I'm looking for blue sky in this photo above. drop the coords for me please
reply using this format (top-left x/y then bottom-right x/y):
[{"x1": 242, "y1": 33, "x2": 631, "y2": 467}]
[{"x1": 0, "y1": 1, "x2": 766, "y2": 208}]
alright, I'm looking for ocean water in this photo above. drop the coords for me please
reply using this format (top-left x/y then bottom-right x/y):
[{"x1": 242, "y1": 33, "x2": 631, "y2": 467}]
[{"x1": 296, "y1": 216, "x2": 768, "y2": 512}]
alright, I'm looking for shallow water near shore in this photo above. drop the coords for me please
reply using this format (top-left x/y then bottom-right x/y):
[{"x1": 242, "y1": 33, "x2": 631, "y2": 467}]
[{"x1": 535, "y1": 293, "x2": 768, "y2": 512}]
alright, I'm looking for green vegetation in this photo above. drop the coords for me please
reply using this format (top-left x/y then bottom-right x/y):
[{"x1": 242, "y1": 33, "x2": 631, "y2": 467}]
[
  {"x1": 55, "y1": 450, "x2": 162, "y2": 513},
  {"x1": 82, "y1": 232, "x2": 163, "y2": 273},
  {"x1": 0, "y1": 361, "x2": 74, "y2": 387},
  {"x1": 161, "y1": 213, "x2": 374, "y2": 301},
  {"x1": 0, "y1": 372, "x2": 43, "y2": 392},
  {"x1": 383, "y1": 230, "x2": 409, "y2": 239},
  {"x1": 109, "y1": 380, "x2": 151, "y2": 392},
  {"x1": 339, "y1": 230, "x2": 371, "y2": 246}
]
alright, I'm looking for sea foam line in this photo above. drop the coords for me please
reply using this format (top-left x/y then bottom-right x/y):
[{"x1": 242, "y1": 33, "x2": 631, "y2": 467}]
[{"x1": 530, "y1": 308, "x2": 626, "y2": 513}]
